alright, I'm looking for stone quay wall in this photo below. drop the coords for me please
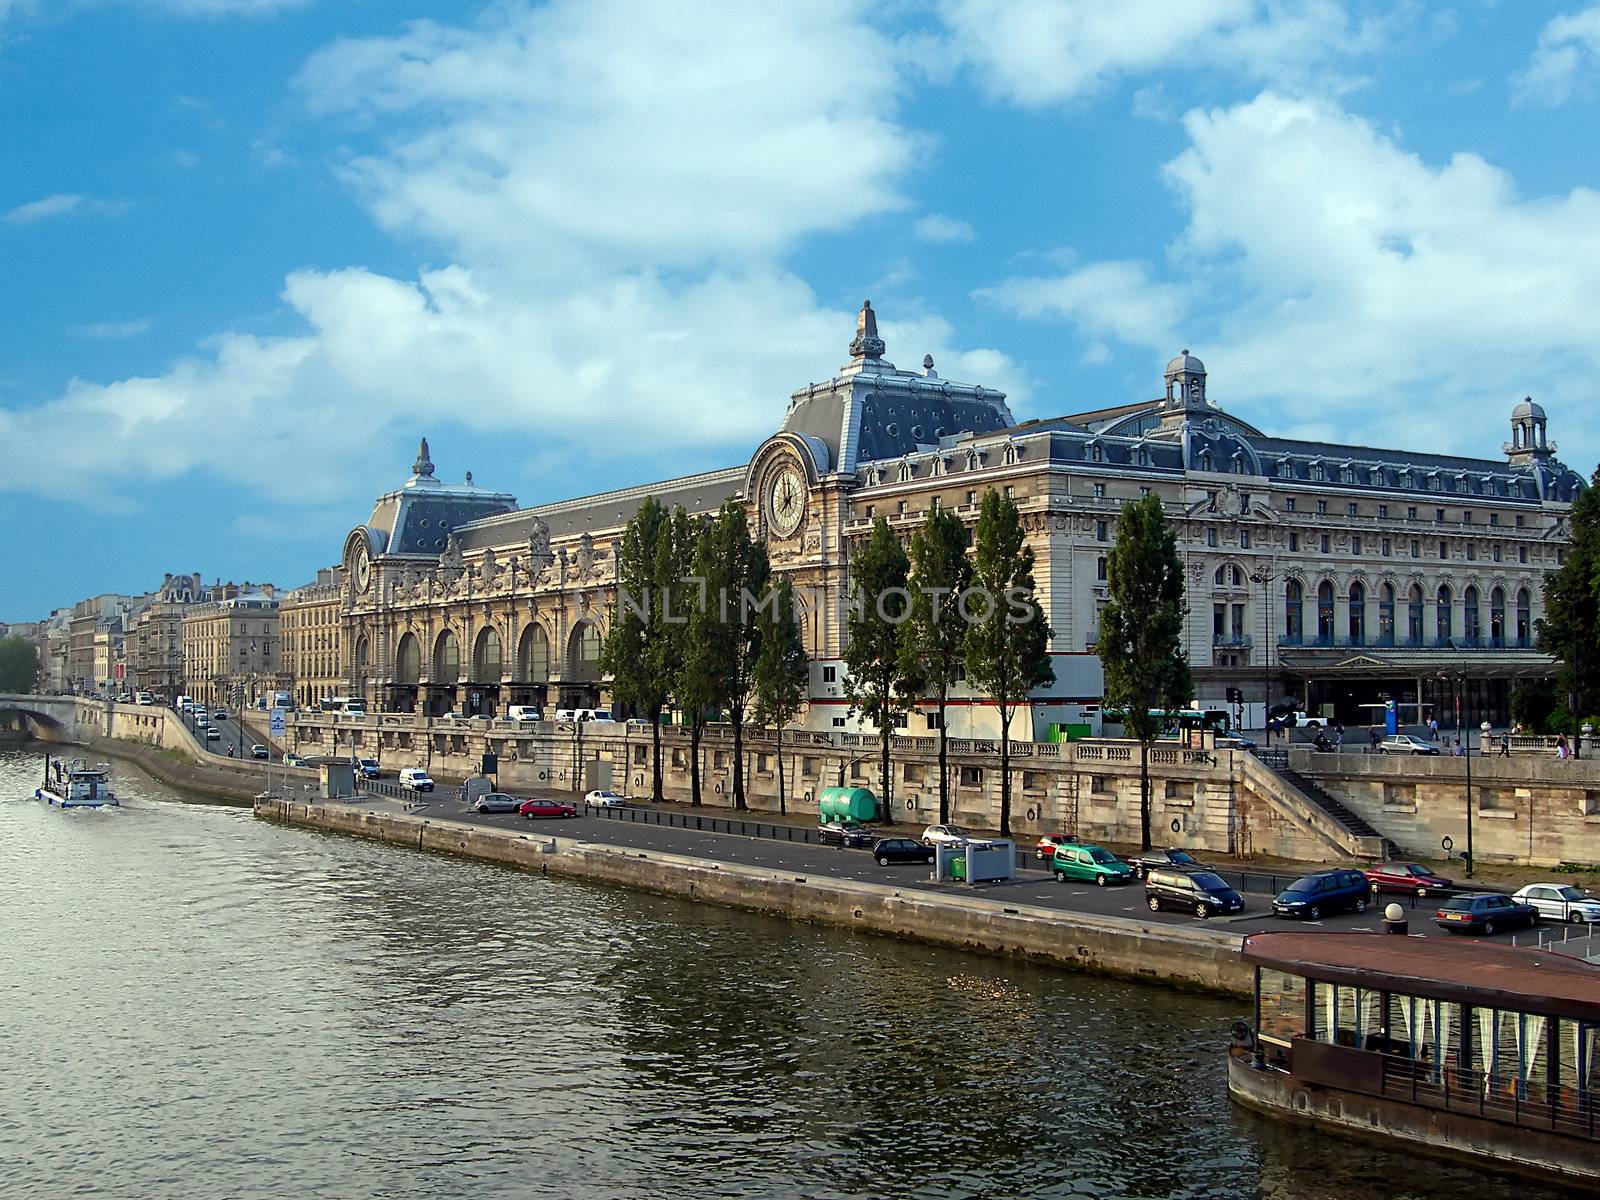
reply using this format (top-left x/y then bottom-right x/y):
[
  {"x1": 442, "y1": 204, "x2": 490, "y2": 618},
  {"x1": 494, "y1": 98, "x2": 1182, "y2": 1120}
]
[
  {"x1": 1291, "y1": 747, "x2": 1600, "y2": 867},
  {"x1": 254, "y1": 797, "x2": 1252, "y2": 999},
  {"x1": 283, "y1": 711, "x2": 1369, "y2": 863}
]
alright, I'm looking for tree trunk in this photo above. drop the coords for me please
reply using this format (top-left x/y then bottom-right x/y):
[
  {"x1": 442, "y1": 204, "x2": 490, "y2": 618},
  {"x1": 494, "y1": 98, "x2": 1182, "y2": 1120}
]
[
  {"x1": 731, "y1": 704, "x2": 746, "y2": 810},
  {"x1": 1139, "y1": 739, "x2": 1152, "y2": 850},
  {"x1": 775, "y1": 721, "x2": 786, "y2": 815},
  {"x1": 937, "y1": 691, "x2": 950, "y2": 825},
  {"x1": 690, "y1": 717, "x2": 703, "y2": 807},
  {"x1": 880, "y1": 707, "x2": 892, "y2": 823},
  {"x1": 998, "y1": 695, "x2": 1012, "y2": 837},
  {"x1": 650, "y1": 705, "x2": 663, "y2": 802}
]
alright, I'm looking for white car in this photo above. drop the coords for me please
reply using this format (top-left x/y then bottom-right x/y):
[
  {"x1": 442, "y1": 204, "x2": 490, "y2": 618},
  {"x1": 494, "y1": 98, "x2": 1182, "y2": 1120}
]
[
  {"x1": 1289, "y1": 712, "x2": 1328, "y2": 728},
  {"x1": 1377, "y1": 734, "x2": 1440, "y2": 755},
  {"x1": 586, "y1": 789, "x2": 627, "y2": 808},
  {"x1": 921, "y1": 824, "x2": 970, "y2": 848},
  {"x1": 474, "y1": 792, "x2": 521, "y2": 814},
  {"x1": 399, "y1": 768, "x2": 435, "y2": 793},
  {"x1": 1512, "y1": 883, "x2": 1600, "y2": 923}
]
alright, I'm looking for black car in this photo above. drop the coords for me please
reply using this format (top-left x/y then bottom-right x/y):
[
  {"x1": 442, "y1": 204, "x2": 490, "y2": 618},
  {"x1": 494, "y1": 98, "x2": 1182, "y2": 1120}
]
[
  {"x1": 1128, "y1": 848, "x2": 1204, "y2": 879},
  {"x1": 1145, "y1": 868, "x2": 1244, "y2": 919},
  {"x1": 1272, "y1": 869, "x2": 1371, "y2": 919},
  {"x1": 872, "y1": 838, "x2": 933, "y2": 866},
  {"x1": 1434, "y1": 892, "x2": 1539, "y2": 935},
  {"x1": 818, "y1": 820, "x2": 877, "y2": 848}
]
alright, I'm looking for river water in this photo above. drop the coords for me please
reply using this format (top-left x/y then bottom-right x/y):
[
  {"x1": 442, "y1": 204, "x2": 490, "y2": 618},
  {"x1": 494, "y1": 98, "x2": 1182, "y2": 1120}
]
[{"x1": 0, "y1": 747, "x2": 1577, "y2": 1199}]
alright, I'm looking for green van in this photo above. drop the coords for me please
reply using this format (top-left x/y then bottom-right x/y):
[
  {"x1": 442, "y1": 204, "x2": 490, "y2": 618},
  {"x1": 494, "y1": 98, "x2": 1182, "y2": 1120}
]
[{"x1": 1051, "y1": 843, "x2": 1136, "y2": 886}]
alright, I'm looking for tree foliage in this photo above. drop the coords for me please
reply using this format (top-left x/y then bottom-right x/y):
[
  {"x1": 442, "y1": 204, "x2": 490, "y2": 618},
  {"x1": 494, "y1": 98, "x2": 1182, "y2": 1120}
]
[
  {"x1": 964, "y1": 489, "x2": 1054, "y2": 837},
  {"x1": 843, "y1": 516, "x2": 915, "y2": 815},
  {"x1": 902, "y1": 506, "x2": 972, "y2": 824},
  {"x1": 753, "y1": 575, "x2": 809, "y2": 815},
  {"x1": 1536, "y1": 467, "x2": 1600, "y2": 721},
  {"x1": 0, "y1": 637, "x2": 39, "y2": 693},
  {"x1": 1096, "y1": 492, "x2": 1192, "y2": 850},
  {"x1": 600, "y1": 497, "x2": 672, "y2": 800}
]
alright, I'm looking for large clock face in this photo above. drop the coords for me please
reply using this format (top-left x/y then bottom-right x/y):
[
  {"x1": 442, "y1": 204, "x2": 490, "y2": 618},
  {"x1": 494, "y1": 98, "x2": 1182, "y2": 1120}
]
[
  {"x1": 767, "y1": 464, "x2": 807, "y2": 538},
  {"x1": 356, "y1": 546, "x2": 373, "y2": 593}
]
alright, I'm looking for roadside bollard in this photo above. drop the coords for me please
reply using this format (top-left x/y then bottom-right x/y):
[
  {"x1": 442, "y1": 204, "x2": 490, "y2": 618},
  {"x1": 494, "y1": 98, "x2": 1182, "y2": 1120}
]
[{"x1": 1382, "y1": 902, "x2": 1408, "y2": 936}]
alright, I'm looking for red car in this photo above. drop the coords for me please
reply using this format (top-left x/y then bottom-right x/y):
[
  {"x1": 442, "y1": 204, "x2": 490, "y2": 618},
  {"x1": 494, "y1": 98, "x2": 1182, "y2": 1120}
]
[
  {"x1": 1364, "y1": 861, "x2": 1454, "y2": 897},
  {"x1": 1035, "y1": 832, "x2": 1076, "y2": 861},
  {"x1": 519, "y1": 798, "x2": 578, "y2": 819}
]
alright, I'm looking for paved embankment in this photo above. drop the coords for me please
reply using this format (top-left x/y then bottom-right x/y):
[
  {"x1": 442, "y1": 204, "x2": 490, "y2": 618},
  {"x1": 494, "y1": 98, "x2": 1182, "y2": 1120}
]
[
  {"x1": 64, "y1": 736, "x2": 267, "y2": 806},
  {"x1": 254, "y1": 797, "x2": 1252, "y2": 998}
]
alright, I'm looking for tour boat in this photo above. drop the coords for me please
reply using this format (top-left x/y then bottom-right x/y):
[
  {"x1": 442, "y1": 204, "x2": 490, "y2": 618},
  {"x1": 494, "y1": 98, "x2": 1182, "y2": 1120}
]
[
  {"x1": 35, "y1": 755, "x2": 119, "y2": 808},
  {"x1": 1229, "y1": 928, "x2": 1599, "y2": 1186}
]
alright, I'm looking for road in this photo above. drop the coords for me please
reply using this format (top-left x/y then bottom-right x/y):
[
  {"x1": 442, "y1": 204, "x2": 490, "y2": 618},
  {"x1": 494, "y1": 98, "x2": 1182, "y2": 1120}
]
[
  {"x1": 173, "y1": 705, "x2": 266, "y2": 762},
  {"x1": 370, "y1": 791, "x2": 1549, "y2": 945}
]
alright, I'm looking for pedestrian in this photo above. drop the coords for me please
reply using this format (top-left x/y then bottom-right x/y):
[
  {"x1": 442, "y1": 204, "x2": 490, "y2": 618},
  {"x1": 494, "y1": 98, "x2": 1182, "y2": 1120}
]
[
  {"x1": 1427, "y1": 716, "x2": 1439, "y2": 741},
  {"x1": 1499, "y1": 733, "x2": 1511, "y2": 758},
  {"x1": 1556, "y1": 735, "x2": 1570, "y2": 760},
  {"x1": 1451, "y1": 739, "x2": 1463, "y2": 757},
  {"x1": 1368, "y1": 726, "x2": 1381, "y2": 752},
  {"x1": 1333, "y1": 724, "x2": 1344, "y2": 751}
]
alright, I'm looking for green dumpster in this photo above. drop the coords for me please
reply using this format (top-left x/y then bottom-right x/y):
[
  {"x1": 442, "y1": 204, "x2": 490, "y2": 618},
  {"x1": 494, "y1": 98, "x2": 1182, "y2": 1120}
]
[
  {"x1": 818, "y1": 786, "x2": 878, "y2": 822},
  {"x1": 949, "y1": 854, "x2": 967, "y2": 881}
]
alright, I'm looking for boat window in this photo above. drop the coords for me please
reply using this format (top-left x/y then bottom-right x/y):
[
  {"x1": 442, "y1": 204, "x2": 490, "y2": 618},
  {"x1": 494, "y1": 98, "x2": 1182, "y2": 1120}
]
[
  {"x1": 1387, "y1": 996, "x2": 1461, "y2": 1082},
  {"x1": 1311, "y1": 982, "x2": 1385, "y2": 1048},
  {"x1": 1257, "y1": 969, "x2": 1305, "y2": 1048},
  {"x1": 1472, "y1": 1008, "x2": 1549, "y2": 1098},
  {"x1": 1555, "y1": 1020, "x2": 1599, "y2": 1105}
]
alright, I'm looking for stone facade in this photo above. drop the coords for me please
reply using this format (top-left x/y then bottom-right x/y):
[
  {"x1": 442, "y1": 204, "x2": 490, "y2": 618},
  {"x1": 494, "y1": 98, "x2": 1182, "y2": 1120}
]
[
  {"x1": 181, "y1": 590, "x2": 281, "y2": 707},
  {"x1": 328, "y1": 307, "x2": 1579, "y2": 736},
  {"x1": 125, "y1": 573, "x2": 206, "y2": 699},
  {"x1": 280, "y1": 569, "x2": 346, "y2": 709}
]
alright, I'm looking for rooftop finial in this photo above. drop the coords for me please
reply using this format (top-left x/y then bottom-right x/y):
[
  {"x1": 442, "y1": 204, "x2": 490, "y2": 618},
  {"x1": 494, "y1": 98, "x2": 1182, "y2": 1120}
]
[
  {"x1": 922, "y1": 353, "x2": 938, "y2": 379},
  {"x1": 413, "y1": 437, "x2": 435, "y2": 478},
  {"x1": 849, "y1": 299, "x2": 886, "y2": 360}
]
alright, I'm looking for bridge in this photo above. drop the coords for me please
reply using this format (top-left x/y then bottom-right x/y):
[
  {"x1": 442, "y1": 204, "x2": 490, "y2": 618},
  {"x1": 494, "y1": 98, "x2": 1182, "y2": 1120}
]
[{"x1": 0, "y1": 694, "x2": 89, "y2": 741}]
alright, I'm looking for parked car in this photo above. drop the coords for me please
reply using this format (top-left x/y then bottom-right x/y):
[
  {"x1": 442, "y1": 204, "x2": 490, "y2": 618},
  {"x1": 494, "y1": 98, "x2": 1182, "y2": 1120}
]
[
  {"x1": 1377, "y1": 734, "x2": 1440, "y2": 755},
  {"x1": 1145, "y1": 868, "x2": 1244, "y2": 918},
  {"x1": 357, "y1": 758, "x2": 381, "y2": 779},
  {"x1": 922, "y1": 824, "x2": 970, "y2": 848},
  {"x1": 284, "y1": 753, "x2": 310, "y2": 769},
  {"x1": 520, "y1": 798, "x2": 578, "y2": 819},
  {"x1": 1127, "y1": 847, "x2": 1205, "y2": 880},
  {"x1": 399, "y1": 767, "x2": 435, "y2": 792},
  {"x1": 585, "y1": 789, "x2": 627, "y2": 808},
  {"x1": 205, "y1": 727, "x2": 221, "y2": 741},
  {"x1": 872, "y1": 837, "x2": 934, "y2": 866},
  {"x1": 1434, "y1": 893, "x2": 1539, "y2": 935},
  {"x1": 1364, "y1": 862, "x2": 1455, "y2": 897},
  {"x1": 1271, "y1": 869, "x2": 1371, "y2": 919},
  {"x1": 506, "y1": 705, "x2": 543, "y2": 722},
  {"x1": 249, "y1": 743, "x2": 269, "y2": 759},
  {"x1": 819, "y1": 820, "x2": 878, "y2": 848},
  {"x1": 1051, "y1": 843, "x2": 1136, "y2": 886},
  {"x1": 1034, "y1": 832, "x2": 1076, "y2": 861},
  {"x1": 1511, "y1": 883, "x2": 1600, "y2": 924},
  {"x1": 474, "y1": 792, "x2": 522, "y2": 814}
]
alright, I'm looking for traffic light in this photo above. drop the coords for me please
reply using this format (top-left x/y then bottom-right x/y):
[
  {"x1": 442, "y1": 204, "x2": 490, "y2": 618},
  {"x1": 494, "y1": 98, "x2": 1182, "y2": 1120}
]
[{"x1": 1225, "y1": 686, "x2": 1243, "y2": 704}]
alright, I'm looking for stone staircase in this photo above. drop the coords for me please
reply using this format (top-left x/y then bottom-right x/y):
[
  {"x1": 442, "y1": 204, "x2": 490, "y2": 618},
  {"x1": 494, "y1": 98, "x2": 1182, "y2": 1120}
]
[
  {"x1": 1238, "y1": 750, "x2": 1391, "y2": 860},
  {"x1": 1276, "y1": 764, "x2": 1390, "y2": 846}
]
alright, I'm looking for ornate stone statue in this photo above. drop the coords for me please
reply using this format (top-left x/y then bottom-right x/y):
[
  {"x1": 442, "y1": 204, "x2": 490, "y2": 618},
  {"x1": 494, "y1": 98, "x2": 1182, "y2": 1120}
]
[{"x1": 527, "y1": 517, "x2": 551, "y2": 567}]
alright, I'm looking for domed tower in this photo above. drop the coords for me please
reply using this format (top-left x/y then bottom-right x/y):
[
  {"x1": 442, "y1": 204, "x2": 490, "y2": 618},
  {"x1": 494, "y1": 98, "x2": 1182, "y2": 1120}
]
[
  {"x1": 1163, "y1": 349, "x2": 1208, "y2": 411},
  {"x1": 1504, "y1": 396, "x2": 1553, "y2": 468}
]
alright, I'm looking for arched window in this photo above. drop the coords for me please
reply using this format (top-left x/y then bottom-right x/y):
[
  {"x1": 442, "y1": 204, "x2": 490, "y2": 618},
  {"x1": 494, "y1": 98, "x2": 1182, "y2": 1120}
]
[
  {"x1": 355, "y1": 636, "x2": 370, "y2": 668},
  {"x1": 1284, "y1": 580, "x2": 1303, "y2": 644},
  {"x1": 1407, "y1": 585, "x2": 1424, "y2": 645},
  {"x1": 433, "y1": 629, "x2": 459, "y2": 684},
  {"x1": 1348, "y1": 581, "x2": 1365, "y2": 644},
  {"x1": 1317, "y1": 581, "x2": 1334, "y2": 642},
  {"x1": 395, "y1": 632, "x2": 420, "y2": 684},
  {"x1": 518, "y1": 625, "x2": 550, "y2": 681},
  {"x1": 1516, "y1": 588, "x2": 1532, "y2": 647},
  {"x1": 1436, "y1": 585, "x2": 1453, "y2": 643},
  {"x1": 473, "y1": 627, "x2": 503, "y2": 681},
  {"x1": 569, "y1": 622, "x2": 602, "y2": 682},
  {"x1": 1376, "y1": 583, "x2": 1395, "y2": 645},
  {"x1": 1490, "y1": 587, "x2": 1506, "y2": 646},
  {"x1": 1463, "y1": 586, "x2": 1480, "y2": 642}
]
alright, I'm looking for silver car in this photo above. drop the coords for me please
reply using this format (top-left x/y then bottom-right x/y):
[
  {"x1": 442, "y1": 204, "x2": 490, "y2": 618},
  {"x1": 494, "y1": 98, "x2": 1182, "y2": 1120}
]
[
  {"x1": 473, "y1": 792, "x2": 521, "y2": 814},
  {"x1": 1511, "y1": 883, "x2": 1600, "y2": 923},
  {"x1": 921, "y1": 824, "x2": 970, "y2": 848}
]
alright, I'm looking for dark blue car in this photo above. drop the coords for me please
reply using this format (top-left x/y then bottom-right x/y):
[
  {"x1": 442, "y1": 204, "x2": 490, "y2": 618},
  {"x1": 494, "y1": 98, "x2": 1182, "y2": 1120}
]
[{"x1": 1272, "y1": 868, "x2": 1371, "y2": 920}]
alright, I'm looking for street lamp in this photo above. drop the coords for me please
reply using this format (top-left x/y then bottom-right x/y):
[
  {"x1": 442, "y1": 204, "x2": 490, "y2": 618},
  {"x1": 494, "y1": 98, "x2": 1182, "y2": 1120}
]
[
  {"x1": 1438, "y1": 670, "x2": 1473, "y2": 879},
  {"x1": 1250, "y1": 565, "x2": 1275, "y2": 737}
]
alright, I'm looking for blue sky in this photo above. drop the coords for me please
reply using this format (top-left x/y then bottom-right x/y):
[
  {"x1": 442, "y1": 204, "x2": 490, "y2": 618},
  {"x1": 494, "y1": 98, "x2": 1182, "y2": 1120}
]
[{"x1": 3, "y1": 0, "x2": 1599, "y2": 620}]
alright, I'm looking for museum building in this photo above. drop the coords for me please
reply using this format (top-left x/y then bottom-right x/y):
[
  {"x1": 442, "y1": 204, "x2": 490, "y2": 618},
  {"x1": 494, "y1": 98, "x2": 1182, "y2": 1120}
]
[{"x1": 334, "y1": 303, "x2": 1581, "y2": 735}]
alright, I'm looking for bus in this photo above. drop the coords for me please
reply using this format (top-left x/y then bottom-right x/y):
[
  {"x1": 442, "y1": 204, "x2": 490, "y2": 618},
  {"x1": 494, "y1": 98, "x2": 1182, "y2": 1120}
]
[{"x1": 1100, "y1": 707, "x2": 1234, "y2": 739}]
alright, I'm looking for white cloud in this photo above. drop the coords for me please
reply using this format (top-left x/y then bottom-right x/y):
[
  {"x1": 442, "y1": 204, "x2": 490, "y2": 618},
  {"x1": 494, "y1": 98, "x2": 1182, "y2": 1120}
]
[
  {"x1": 978, "y1": 260, "x2": 1190, "y2": 348},
  {"x1": 912, "y1": 214, "x2": 975, "y2": 242},
  {"x1": 937, "y1": 0, "x2": 1390, "y2": 106},
  {"x1": 2, "y1": 0, "x2": 1017, "y2": 507},
  {"x1": 2, "y1": 193, "x2": 129, "y2": 223},
  {"x1": 1513, "y1": 5, "x2": 1600, "y2": 106},
  {"x1": 984, "y1": 92, "x2": 1600, "y2": 464},
  {"x1": 73, "y1": 319, "x2": 154, "y2": 338}
]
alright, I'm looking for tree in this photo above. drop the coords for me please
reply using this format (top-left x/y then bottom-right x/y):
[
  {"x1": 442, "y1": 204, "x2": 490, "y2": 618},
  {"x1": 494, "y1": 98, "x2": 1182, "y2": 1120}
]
[
  {"x1": 672, "y1": 512, "x2": 717, "y2": 806},
  {"x1": 600, "y1": 497, "x2": 672, "y2": 801},
  {"x1": 902, "y1": 506, "x2": 972, "y2": 824},
  {"x1": 1537, "y1": 466, "x2": 1600, "y2": 744},
  {"x1": 753, "y1": 576, "x2": 809, "y2": 815},
  {"x1": 0, "y1": 637, "x2": 39, "y2": 693},
  {"x1": 1096, "y1": 492, "x2": 1192, "y2": 850},
  {"x1": 689, "y1": 500, "x2": 769, "y2": 810},
  {"x1": 964, "y1": 489, "x2": 1054, "y2": 837},
  {"x1": 844, "y1": 516, "x2": 916, "y2": 818}
]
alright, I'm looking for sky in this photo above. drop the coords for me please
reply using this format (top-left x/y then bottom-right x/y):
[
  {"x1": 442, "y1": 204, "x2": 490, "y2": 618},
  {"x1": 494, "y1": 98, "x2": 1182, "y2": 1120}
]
[{"x1": 3, "y1": 0, "x2": 1599, "y2": 621}]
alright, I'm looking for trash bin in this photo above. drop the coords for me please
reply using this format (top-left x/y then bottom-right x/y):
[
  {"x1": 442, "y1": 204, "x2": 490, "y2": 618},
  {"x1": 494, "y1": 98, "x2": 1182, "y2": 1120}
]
[{"x1": 949, "y1": 854, "x2": 967, "y2": 882}]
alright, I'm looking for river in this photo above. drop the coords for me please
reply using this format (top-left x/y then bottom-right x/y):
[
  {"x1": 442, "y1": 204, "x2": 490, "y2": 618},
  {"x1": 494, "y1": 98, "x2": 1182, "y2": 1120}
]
[{"x1": 0, "y1": 747, "x2": 1575, "y2": 1199}]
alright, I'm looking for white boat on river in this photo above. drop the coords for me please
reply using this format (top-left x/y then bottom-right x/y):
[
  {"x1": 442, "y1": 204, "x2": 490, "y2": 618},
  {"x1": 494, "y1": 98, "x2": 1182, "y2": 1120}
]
[{"x1": 36, "y1": 756, "x2": 119, "y2": 808}]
